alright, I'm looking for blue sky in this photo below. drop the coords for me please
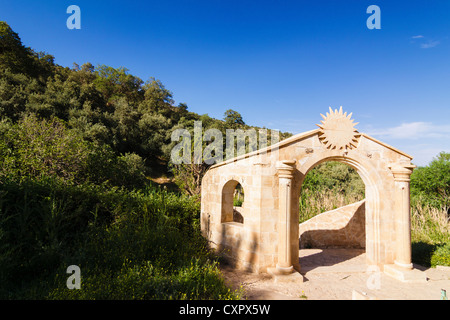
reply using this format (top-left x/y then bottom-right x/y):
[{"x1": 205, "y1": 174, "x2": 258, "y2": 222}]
[{"x1": 2, "y1": 0, "x2": 449, "y2": 166}]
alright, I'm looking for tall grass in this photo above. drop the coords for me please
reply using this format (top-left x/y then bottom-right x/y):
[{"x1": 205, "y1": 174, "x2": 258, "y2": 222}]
[
  {"x1": 299, "y1": 189, "x2": 364, "y2": 224},
  {"x1": 410, "y1": 200, "x2": 450, "y2": 267},
  {"x1": 411, "y1": 200, "x2": 450, "y2": 244},
  {"x1": 0, "y1": 178, "x2": 241, "y2": 300}
]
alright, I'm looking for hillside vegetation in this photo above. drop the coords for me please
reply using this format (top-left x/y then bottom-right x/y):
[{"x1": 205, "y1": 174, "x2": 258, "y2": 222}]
[{"x1": 0, "y1": 21, "x2": 251, "y2": 299}]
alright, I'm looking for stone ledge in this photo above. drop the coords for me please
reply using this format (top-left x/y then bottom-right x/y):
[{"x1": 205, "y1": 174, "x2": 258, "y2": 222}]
[
  {"x1": 384, "y1": 264, "x2": 428, "y2": 283},
  {"x1": 436, "y1": 265, "x2": 450, "y2": 272}
]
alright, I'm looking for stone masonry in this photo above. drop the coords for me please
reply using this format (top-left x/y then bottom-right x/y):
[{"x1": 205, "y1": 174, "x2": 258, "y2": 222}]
[{"x1": 200, "y1": 108, "x2": 426, "y2": 282}]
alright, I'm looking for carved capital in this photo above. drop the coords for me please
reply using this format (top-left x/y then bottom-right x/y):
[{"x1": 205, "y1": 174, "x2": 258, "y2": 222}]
[
  {"x1": 388, "y1": 164, "x2": 416, "y2": 182},
  {"x1": 276, "y1": 160, "x2": 296, "y2": 179}
]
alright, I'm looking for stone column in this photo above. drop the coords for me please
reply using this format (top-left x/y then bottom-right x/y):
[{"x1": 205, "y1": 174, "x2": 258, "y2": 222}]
[
  {"x1": 275, "y1": 160, "x2": 296, "y2": 274},
  {"x1": 389, "y1": 164, "x2": 416, "y2": 269}
]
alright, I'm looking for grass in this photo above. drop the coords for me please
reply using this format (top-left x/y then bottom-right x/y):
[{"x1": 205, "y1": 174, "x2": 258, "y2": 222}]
[
  {"x1": 411, "y1": 200, "x2": 450, "y2": 267},
  {"x1": 411, "y1": 201, "x2": 450, "y2": 245},
  {"x1": 0, "y1": 178, "x2": 242, "y2": 300},
  {"x1": 299, "y1": 188, "x2": 364, "y2": 224}
]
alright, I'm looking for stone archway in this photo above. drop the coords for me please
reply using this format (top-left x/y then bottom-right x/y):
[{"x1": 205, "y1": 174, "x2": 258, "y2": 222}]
[
  {"x1": 298, "y1": 161, "x2": 366, "y2": 250},
  {"x1": 201, "y1": 108, "x2": 426, "y2": 282},
  {"x1": 294, "y1": 155, "x2": 381, "y2": 268}
]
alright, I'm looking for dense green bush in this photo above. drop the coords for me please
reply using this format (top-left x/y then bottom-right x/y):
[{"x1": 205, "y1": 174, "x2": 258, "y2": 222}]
[
  {"x1": 431, "y1": 243, "x2": 450, "y2": 267},
  {"x1": 412, "y1": 242, "x2": 450, "y2": 268},
  {"x1": 0, "y1": 115, "x2": 146, "y2": 188},
  {"x1": 301, "y1": 161, "x2": 365, "y2": 195},
  {"x1": 0, "y1": 178, "x2": 109, "y2": 295},
  {"x1": 48, "y1": 259, "x2": 237, "y2": 300},
  {"x1": 411, "y1": 152, "x2": 450, "y2": 210}
]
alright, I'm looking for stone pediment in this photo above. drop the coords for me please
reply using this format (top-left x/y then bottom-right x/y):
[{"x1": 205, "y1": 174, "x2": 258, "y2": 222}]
[{"x1": 212, "y1": 107, "x2": 412, "y2": 170}]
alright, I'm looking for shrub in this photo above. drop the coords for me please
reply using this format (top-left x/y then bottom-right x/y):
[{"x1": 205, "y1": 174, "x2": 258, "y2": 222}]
[
  {"x1": 0, "y1": 115, "x2": 146, "y2": 189},
  {"x1": 431, "y1": 243, "x2": 450, "y2": 267},
  {"x1": 411, "y1": 152, "x2": 450, "y2": 210},
  {"x1": 0, "y1": 178, "x2": 119, "y2": 295},
  {"x1": 0, "y1": 115, "x2": 90, "y2": 183}
]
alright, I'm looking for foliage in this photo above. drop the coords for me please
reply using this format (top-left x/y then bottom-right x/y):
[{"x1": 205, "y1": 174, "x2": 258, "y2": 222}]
[
  {"x1": 431, "y1": 242, "x2": 450, "y2": 267},
  {"x1": 411, "y1": 152, "x2": 450, "y2": 210},
  {"x1": 302, "y1": 161, "x2": 365, "y2": 195},
  {"x1": 171, "y1": 163, "x2": 209, "y2": 196},
  {"x1": 411, "y1": 199, "x2": 450, "y2": 245},
  {"x1": 223, "y1": 109, "x2": 245, "y2": 129},
  {"x1": 0, "y1": 20, "x2": 448, "y2": 299},
  {"x1": 0, "y1": 21, "x2": 186, "y2": 169},
  {"x1": 0, "y1": 115, "x2": 146, "y2": 188},
  {"x1": 0, "y1": 21, "x2": 54, "y2": 80},
  {"x1": 299, "y1": 162, "x2": 365, "y2": 223},
  {"x1": 0, "y1": 115, "x2": 89, "y2": 183},
  {"x1": 0, "y1": 21, "x2": 293, "y2": 196},
  {"x1": 0, "y1": 181, "x2": 240, "y2": 299},
  {"x1": 299, "y1": 188, "x2": 364, "y2": 224}
]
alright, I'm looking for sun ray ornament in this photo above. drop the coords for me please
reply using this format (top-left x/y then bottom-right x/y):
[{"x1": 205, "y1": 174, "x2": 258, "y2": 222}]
[{"x1": 317, "y1": 107, "x2": 361, "y2": 150}]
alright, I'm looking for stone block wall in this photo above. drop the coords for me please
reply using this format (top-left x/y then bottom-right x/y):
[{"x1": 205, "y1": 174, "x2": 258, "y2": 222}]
[{"x1": 299, "y1": 200, "x2": 366, "y2": 249}]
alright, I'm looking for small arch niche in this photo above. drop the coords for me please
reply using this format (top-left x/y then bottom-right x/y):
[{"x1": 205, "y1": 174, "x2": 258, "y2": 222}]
[{"x1": 221, "y1": 180, "x2": 245, "y2": 224}]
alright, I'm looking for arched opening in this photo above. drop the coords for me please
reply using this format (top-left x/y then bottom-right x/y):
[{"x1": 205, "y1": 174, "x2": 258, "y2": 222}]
[
  {"x1": 221, "y1": 180, "x2": 244, "y2": 224},
  {"x1": 297, "y1": 159, "x2": 372, "y2": 272},
  {"x1": 299, "y1": 161, "x2": 365, "y2": 225}
]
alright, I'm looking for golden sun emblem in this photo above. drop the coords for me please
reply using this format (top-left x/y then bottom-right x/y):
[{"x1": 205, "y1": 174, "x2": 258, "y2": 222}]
[{"x1": 316, "y1": 107, "x2": 360, "y2": 150}]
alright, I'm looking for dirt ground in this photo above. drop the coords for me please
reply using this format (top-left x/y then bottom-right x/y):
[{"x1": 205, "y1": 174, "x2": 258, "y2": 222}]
[{"x1": 220, "y1": 249, "x2": 450, "y2": 300}]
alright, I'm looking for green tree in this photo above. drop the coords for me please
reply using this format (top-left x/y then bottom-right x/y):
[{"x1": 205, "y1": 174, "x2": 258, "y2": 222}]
[
  {"x1": 0, "y1": 21, "x2": 35, "y2": 76},
  {"x1": 0, "y1": 21, "x2": 55, "y2": 80},
  {"x1": 302, "y1": 161, "x2": 365, "y2": 195},
  {"x1": 223, "y1": 109, "x2": 245, "y2": 129},
  {"x1": 139, "y1": 77, "x2": 175, "y2": 115},
  {"x1": 411, "y1": 152, "x2": 450, "y2": 210},
  {"x1": 94, "y1": 65, "x2": 143, "y2": 104}
]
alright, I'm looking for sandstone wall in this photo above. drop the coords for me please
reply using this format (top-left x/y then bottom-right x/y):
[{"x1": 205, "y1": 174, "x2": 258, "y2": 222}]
[{"x1": 299, "y1": 200, "x2": 366, "y2": 249}]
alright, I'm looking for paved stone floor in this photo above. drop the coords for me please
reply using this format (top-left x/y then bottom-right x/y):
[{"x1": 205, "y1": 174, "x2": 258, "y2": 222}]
[{"x1": 221, "y1": 248, "x2": 450, "y2": 300}]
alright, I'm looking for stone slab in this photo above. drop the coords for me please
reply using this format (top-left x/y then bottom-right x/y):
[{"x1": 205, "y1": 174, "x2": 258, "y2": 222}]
[{"x1": 384, "y1": 264, "x2": 428, "y2": 283}]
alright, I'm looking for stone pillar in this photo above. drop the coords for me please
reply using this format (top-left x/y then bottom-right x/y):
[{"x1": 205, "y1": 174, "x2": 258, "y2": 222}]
[
  {"x1": 275, "y1": 160, "x2": 296, "y2": 274},
  {"x1": 389, "y1": 164, "x2": 416, "y2": 269}
]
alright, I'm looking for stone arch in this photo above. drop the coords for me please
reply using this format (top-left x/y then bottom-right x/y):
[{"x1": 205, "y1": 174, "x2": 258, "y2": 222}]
[
  {"x1": 221, "y1": 179, "x2": 246, "y2": 224},
  {"x1": 294, "y1": 155, "x2": 382, "y2": 267}
]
